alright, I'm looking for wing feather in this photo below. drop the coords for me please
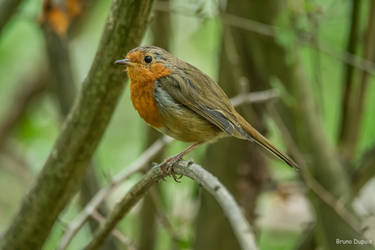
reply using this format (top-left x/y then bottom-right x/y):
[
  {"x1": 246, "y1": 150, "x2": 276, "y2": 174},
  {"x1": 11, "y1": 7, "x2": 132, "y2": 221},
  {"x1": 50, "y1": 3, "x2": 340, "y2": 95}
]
[{"x1": 158, "y1": 63, "x2": 249, "y2": 139}]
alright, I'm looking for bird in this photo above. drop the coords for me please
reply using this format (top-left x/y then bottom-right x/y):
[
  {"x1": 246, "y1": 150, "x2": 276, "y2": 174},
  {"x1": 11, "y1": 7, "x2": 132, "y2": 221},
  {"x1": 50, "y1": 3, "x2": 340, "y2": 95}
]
[{"x1": 115, "y1": 46, "x2": 297, "y2": 180}]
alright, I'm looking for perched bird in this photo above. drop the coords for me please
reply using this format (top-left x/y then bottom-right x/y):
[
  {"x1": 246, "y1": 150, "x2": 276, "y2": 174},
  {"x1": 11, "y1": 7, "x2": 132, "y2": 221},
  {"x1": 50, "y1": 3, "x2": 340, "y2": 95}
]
[{"x1": 116, "y1": 46, "x2": 297, "y2": 180}]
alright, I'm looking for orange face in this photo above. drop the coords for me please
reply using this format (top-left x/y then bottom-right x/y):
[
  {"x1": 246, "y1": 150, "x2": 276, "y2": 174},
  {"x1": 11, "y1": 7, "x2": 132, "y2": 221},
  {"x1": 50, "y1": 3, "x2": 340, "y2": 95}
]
[{"x1": 124, "y1": 50, "x2": 171, "y2": 82}]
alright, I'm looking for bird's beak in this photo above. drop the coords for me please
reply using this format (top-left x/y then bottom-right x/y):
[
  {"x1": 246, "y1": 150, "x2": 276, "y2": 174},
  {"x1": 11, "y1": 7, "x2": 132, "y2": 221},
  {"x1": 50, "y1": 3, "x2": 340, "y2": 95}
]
[{"x1": 114, "y1": 58, "x2": 134, "y2": 66}]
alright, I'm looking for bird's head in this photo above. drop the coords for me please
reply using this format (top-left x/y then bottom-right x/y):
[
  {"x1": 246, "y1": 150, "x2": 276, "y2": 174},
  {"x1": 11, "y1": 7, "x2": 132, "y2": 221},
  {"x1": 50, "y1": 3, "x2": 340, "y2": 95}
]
[{"x1": 115, "y1": 46, "x2": 173, "y2": 81}]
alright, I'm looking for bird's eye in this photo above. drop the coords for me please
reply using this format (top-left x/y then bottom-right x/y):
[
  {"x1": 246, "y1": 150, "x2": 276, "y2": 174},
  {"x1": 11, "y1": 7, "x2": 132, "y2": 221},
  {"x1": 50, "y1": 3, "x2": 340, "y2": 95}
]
[{"x1": 144, "y1": 55, "x2": 152, "y2": 63}]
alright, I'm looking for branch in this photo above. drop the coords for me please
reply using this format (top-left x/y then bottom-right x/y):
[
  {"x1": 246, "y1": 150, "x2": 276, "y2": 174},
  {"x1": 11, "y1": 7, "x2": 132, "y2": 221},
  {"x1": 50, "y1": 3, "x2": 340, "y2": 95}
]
[
  {"x1": 338, "y1": 0, "x2": 361, "y2": 148},
  {"x1": 230, "y1": 89, "x2": 279, "y2": 106},
  {"x1": 149, "y1": 188, "x2": 182, "y2": 247},
  {"x1": 58, "y1": 136, "x2": 172, "y2": 250},
  {"x1": 153, "y1": 1, "x2": 375, "y2": 76},
  {"x1": 84, "y1": 161, "x2": 258, "y2": 250},
  {"x1": 0, "y1": 70, "x2": 48, "y2": 150},
  {"x1": 0, "y1": 0, "x2": 24, "y2": 34},
  {"x1": 91, "y1": 211, "x2": 138, "y2": 250},
  {"x1": 0, "y1": 0, "x2": 154, "y2": 249}
]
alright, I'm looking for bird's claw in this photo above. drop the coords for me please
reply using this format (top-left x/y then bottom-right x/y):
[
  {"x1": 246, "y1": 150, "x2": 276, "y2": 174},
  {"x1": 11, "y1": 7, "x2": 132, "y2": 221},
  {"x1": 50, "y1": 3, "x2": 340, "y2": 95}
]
[{"x1": 160, "y1": 155, "x2": 184, "y2": 182}]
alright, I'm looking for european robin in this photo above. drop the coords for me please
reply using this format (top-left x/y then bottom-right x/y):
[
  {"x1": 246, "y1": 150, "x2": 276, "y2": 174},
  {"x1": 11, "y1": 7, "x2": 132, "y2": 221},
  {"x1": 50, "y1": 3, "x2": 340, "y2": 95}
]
[{"x1": 116, "y1": 46, "x2": 297, "y2": 180}]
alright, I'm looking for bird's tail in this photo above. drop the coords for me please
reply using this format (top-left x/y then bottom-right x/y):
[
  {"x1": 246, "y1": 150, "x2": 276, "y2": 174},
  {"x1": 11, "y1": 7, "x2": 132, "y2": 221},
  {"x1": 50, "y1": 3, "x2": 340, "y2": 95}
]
[{"x1": 236, "y1": 114, "x2": 298, "y2": 169}]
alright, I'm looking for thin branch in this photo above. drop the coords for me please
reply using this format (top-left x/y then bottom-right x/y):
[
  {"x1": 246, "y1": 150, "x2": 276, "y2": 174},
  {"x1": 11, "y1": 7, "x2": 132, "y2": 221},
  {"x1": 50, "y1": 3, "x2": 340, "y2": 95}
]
[
  {"x1": 0, "y1": 70, "x2": 48, "y2": 150},
  {"x1": 230, "y1": 89, "x2": 279, "y2": 106},
  {"x1": 338, "y1": 0, "x2": 361, "y2": 148},
  {"x1": 0, "y1": 0, "x2": 24, "y2": 34},
  {"x1": 0, "y1": 144, "x2": 34, "y2": 184},
  {"x1": 91, "y1": 211, "x2": 138, "y2": 250},
  {"x1": 149, "y1": 188, "x2": 182, "y2": 248},
  {"x1": 0, "y1": 0, "x2": 154, "y2": 249},
  {"x1": 267, "y1": 105, "x2": 365, "y2": 238},
  {"x1": 58, "y1": 136, "x2": 172, "y2": 250},
  {"x1": 153, "y1": 1, "x2": 375, "y2": 76},
  {"x1": 84, "y1": 161, "x2": 258, "y2": 250}
]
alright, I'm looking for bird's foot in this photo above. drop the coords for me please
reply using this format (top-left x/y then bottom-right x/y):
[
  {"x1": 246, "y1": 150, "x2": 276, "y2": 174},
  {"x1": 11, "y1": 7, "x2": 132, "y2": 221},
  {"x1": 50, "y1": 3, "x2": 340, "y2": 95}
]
[{"x1": 160, "y1": 154, "x2": 184, "y2": 182}]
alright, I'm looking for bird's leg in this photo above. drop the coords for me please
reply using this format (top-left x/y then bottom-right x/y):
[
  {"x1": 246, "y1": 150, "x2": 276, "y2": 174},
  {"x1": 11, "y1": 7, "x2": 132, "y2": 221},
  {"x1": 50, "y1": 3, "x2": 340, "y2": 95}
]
[{"x1": 161, "y1": 142, "x2": 202, "y2": 182}]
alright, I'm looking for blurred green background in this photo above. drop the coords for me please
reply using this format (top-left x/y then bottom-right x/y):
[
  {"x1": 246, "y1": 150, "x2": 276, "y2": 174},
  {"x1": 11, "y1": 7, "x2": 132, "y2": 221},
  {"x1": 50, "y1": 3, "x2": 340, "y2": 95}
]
[{"x1": 0, "y1": 0, "x2": 374, "y2": 249}]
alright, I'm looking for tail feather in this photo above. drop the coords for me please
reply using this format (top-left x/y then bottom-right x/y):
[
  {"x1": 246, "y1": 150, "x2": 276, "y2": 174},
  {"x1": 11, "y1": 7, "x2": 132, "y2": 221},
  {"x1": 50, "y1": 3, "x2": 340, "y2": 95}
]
[{"x1": 236, "y1": 115, "x2": 298, "y2": 169}]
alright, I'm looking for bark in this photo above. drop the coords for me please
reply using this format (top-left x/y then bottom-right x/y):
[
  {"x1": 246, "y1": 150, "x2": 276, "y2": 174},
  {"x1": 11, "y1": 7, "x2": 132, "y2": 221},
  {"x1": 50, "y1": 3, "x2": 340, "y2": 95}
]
[
  {"x1": 195, "y1": 1, "x2": 270, "y2": 249},
  {"x1": 42, "y1": 4, "x2": 119, "y2": 249},
  {"x1": 0, "y1": 0, "x2": 154, "y2": 249}
]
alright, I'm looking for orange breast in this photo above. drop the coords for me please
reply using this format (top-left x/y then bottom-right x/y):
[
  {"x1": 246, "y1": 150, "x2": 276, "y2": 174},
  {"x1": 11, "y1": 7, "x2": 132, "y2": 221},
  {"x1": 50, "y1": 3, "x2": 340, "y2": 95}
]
[
  {"x1": 128, "y1": 62, "x2": 171, "y2": 128},
  {"x1": 130, "y1": 79, "x2": 162, "y2": 128}
]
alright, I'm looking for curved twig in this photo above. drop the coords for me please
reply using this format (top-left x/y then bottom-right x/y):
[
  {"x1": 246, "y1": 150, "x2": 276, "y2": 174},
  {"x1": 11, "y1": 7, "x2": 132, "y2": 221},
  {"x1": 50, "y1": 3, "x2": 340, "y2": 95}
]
[
  {"x1": 84, "y1": 161, "x2": 258, "y2": 250},
  {"x1": 58, "y1": 136, "x2": 172, "y2": 250}
]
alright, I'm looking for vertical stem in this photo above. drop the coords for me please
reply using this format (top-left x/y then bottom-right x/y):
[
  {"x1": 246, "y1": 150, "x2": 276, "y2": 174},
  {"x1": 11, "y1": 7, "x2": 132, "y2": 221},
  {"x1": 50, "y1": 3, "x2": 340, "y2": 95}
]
[
  {"x1": 42, "y1": 1, "x2": 120, "y2": 248},
  {"x1": 337, "y1": 0, "x2": 361, "y2": 161}
]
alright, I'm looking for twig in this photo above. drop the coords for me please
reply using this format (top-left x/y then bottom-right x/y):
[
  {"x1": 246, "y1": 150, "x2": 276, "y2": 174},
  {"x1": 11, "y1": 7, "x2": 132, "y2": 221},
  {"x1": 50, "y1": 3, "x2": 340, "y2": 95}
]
[
  {"x1": 338, "y1": 0, "x2": 361, "y2": 150},
  {"x1": 149, "y1": 188, "x2": 182, "y2": 248},
  {"x1": 0, "y1": 0, "x2": 154, "y2": 249},
  {"x1": 0, "y1": 70, "x2": 48, "y2": 150},
  {"x1": 0, "y1": 144, "x2": 34, "y2": 184},
  {"x1": 84, "y1": 161, "x2": 258, "y2": 250},
  {"x1": 91, "y1": 211, "x2": 138, "y2": 250},
  {"x1": 58, "y1": 136, "x2": 172, "y2": 250},
  {"x1": 267, "y1": 105, "x2": 365, "y2": 238},
  {"x1": 230, "y1": 89, "x2": 279, "y2": 106},
  {"x1": 153, "y1": 1, "x2": 375, "y2": 76}
]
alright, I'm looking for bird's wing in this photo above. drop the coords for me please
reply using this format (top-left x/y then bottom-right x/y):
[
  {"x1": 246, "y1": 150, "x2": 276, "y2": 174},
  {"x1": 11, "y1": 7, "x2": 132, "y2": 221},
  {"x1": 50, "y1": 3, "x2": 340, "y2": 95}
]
[
  {"x1": 158, "y1": 64, "x2": 249, "y2": 139},
  {"x1": 158, "y1": 62, "x2": 298, "y2": 169}
]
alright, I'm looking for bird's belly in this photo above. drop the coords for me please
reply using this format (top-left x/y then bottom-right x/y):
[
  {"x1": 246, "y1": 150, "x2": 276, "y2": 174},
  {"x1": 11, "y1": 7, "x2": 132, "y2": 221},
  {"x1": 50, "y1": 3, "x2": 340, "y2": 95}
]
[{"x1": 154, "y1": 85, "x2": 222, "y2": 142}]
